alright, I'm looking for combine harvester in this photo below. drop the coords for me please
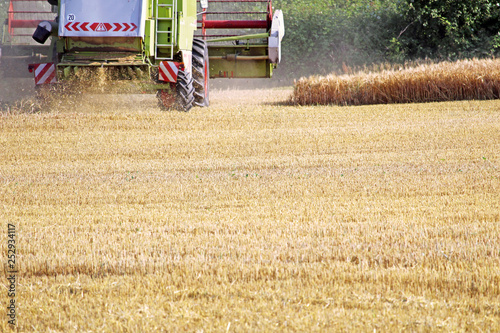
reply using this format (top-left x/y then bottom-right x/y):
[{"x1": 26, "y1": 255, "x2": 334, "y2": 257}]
[
  {"x1": 29, "y1": 0, "x2": 285, "y2": 110},
  {"x1": 0, "y1": 0, "x2": 56, "y2": 77}
]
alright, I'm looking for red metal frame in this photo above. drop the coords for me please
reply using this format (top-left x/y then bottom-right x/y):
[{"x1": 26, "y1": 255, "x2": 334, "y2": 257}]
[
  {"x1": 198, "y1": 0, "x2": 273, "y2": 39},
  {"x1": 203, "y1": 20, "x2": 267, "y2": 29}
]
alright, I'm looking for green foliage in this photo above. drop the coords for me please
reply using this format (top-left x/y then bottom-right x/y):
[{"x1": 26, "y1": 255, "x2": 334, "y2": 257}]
[
  {"x1": 397, "y1": 0, "x2": 500, "y2": 59},
  {"x1": 273, "y1": 0, "x2": 401, "y2": 78},
  {"x1": 273, "y1": 0, "x2": 500, "y2": 80}
]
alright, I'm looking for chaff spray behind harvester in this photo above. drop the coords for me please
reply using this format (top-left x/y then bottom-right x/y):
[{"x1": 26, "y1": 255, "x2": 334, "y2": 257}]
[{"x1": 27, "y1": 0, "x2": 284, "y2": 111}]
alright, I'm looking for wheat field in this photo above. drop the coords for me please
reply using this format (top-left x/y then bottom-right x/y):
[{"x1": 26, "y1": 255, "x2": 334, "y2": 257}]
[
  {"x1": 293, "y1": 58, "x2": 500, "y2": 106},
  {"x1": 1, "y1": 88, "x2": 499, "y2": 332}
]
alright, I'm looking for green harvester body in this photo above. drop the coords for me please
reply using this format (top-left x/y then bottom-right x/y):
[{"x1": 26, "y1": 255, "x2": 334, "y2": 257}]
[{"x1": 19, "y1": 0, "x2": 284, "y2": 109}]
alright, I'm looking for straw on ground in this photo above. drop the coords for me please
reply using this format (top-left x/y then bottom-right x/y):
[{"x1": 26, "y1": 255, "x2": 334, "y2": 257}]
[{"x1": 0, "y1": 89, "x2": 499, "y2": 331}]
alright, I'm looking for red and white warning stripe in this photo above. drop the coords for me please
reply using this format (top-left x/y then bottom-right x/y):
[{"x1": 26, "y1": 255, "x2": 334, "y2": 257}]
[
  {"x1": 29, "y1": 63, "x2": 57, "y2": 85},
  {"x1": 159, "y1": 61, "x2": 181, "y2": 83},
  {"x1": 64, "y1": 22, "x2": 138, "y2": 32}
]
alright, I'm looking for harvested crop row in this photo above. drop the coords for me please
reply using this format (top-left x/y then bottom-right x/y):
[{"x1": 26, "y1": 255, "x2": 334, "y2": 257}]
[{"x1": 292, "y1": 58, "x2": 500, "y2": 106}]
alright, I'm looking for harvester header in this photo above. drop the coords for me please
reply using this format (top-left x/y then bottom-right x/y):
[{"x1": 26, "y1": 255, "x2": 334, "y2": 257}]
[{"x1": 25, "y1": 0, "x2": 285, "y2": 111}]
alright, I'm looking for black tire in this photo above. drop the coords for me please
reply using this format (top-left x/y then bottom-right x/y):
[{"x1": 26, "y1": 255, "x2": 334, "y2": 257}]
[
  {"x1": 157, "y1": 70, "x2": 195, "y2": 112},
  {"x1": 192, "y1": 38, "x2": 210, "y2": 107},
  {"x1": 176, "y1": 70, "x2": 195, "y2": 111}
]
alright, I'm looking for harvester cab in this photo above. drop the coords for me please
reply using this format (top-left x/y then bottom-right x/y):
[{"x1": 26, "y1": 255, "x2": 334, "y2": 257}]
[{"x1": 29, "y1": 0, "x2": 285, "y2": 111}]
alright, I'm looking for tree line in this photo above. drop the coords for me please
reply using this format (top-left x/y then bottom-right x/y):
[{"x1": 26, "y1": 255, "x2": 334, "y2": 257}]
[{"x1": 274, "y1": 0, "x2": 500, "y2": 79}]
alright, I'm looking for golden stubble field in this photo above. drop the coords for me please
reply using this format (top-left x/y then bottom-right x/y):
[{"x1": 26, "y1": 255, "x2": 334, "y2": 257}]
[{"x1": 0, "y1": 88, "x2": 499, "y2": 332}]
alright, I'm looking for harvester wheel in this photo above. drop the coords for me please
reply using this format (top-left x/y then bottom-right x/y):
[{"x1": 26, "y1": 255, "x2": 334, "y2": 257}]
[
  {"x1": 176, "y1": 70, "x2": 195, "y2": 111},
  {"x1": 192, "y1": 38, "x2": 210, "y2": 107},
  {"x1": 157, "y1": 70, "x2": 195, "y2": 112}
]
